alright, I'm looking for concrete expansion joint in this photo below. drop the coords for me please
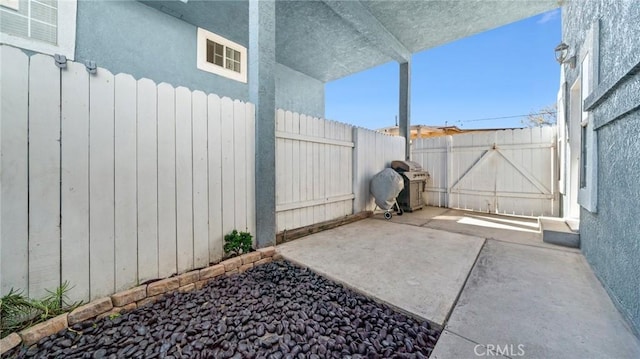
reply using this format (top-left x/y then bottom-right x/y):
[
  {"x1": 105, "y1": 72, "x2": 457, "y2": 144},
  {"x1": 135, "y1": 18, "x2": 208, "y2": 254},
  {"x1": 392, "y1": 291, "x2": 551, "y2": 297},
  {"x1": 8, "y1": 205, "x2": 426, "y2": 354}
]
[
  {"x1": 418, "y1": 218, "x2": 435, "y2": 227},
  {"x1": 280, "y1": 252, "x2": 442, "y2": 331},
  {"x1": 442, "y1": 330, "x2": 482, "y2": 346},
  {"x1": 440, "y1": 330, "x2": 517, "y2": 359},
  {"x1": 442, "y1": 238, "x2": 487, "y2": 327}
]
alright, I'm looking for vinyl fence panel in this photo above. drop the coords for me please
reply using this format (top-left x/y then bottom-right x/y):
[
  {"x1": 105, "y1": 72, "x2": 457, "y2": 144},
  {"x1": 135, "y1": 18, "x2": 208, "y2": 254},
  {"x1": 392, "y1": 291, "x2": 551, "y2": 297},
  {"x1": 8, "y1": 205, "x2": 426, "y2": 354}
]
[
  {"x1": 233, "y1": 100, "x2": 248, "y2": 233},
  {"x1": 275, "y1": 111, "x2": 404, "y2": 232},
  {"x1": 114, "y1": 73, "x2": 138, "y2": 292},
  {"x1": 61, "y1": 61, "x2": 90, "y2": 302},
  {"x1": 221, "y1": 98, "x2": 236, "y2": 244},
  {"x1": 175, "y1": 87, "x2": 194, "y2": 273},
  {"x1": 157, "y1": 83, "x2": 177, "y2": 279},
  {"x1": 192, "y1": 91, "x2": 210, "y2": 268},
  {"x1": 0, "y1": 46, "x2": 256, "y2": 300},
  {"x1": 411, "y1": 136, "x2": 449, "y2": 208},
  {"x1": 207, "y1": 94, "x2": 224, "y2": 263},
  {"x1": 0, "y1": 46, "x2": 29, "y2": 297},
  {"x1": 275, "y1": 112, "x2": 356, "y2": 232},
  {"x1": 352, "y1": 127, "x2": 405, "y2": 213},
  {"x1": 136, "y1": 78, "x2": 159, "y2": 283},
  {"x1": 28, "y1": 53, "x2": 61, "y2": 299},
  {"x1": 412, "y1": 127, "x2": 558, "y2": 217},
  {"x1": 89, "y1": 68, "x2": 116, "y2": 298}
]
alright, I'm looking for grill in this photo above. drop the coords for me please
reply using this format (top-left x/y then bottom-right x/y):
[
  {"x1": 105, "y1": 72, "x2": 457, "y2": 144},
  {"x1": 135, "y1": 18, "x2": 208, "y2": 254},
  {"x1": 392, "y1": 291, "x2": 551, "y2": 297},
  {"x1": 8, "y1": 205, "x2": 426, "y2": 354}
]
[{"x1": 391, "y1": 160, "x2": 429, "y2": 212}]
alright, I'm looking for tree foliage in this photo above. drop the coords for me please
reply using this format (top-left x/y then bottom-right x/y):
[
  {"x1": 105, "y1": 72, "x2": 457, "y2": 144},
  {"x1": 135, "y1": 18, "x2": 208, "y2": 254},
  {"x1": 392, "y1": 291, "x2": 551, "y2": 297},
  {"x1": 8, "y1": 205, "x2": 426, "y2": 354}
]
[{"x1": 522, "y1": 104, "x2": 557, "y2": 127}]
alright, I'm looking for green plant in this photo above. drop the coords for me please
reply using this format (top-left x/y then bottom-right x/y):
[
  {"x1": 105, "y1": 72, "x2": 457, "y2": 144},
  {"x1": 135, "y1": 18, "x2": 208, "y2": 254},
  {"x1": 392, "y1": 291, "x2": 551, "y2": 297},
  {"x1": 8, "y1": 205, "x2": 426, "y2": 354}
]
[
  {"x1": 0, "y1": 281, "x2": 82, "y2": 339},
  {"x1": 0, "y1": 289, "x2": 34, "y2": 336},
  {"x1": 108, "y1": 312, "x2": 121, "y2": 320},
  {"x1": 224, "y1": 230, "x2": 253, "y2": 257}
]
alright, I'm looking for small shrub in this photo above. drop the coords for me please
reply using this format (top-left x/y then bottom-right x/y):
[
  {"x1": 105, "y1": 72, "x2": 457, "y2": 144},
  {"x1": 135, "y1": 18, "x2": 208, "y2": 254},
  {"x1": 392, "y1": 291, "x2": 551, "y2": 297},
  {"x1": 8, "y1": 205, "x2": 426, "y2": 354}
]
[
  {"x1": 0, "y1": 281, "x2": 82, "y2": 338},
  {"x1": 108, "y1": 313, "x2": 121, "y2": 320},
  {"x1": 224, "y1": 230, "x2": 253, "y2": 257}
]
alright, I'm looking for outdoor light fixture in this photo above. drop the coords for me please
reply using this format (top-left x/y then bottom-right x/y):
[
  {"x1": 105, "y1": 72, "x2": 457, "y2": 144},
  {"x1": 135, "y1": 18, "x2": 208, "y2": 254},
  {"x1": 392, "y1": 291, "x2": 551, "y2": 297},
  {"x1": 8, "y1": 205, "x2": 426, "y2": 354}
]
[{"x1": 555, "y1": 42, "x2": 576, "y2": 68}]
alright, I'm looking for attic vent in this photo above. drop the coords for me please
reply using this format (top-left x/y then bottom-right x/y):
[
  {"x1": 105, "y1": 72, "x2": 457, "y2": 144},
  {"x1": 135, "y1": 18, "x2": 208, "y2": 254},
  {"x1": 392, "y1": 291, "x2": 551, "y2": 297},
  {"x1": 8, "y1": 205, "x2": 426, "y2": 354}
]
[{"x1": 197, "y1": 28, "x2": 246, "y2": 83}]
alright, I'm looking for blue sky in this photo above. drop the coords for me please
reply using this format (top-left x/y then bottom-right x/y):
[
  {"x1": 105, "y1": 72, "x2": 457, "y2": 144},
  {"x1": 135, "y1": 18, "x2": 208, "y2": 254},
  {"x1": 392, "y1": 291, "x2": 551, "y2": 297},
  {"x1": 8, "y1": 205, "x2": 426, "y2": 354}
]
[{"x1": 325, "y1": 8, "x2": 561, "y2": 130}]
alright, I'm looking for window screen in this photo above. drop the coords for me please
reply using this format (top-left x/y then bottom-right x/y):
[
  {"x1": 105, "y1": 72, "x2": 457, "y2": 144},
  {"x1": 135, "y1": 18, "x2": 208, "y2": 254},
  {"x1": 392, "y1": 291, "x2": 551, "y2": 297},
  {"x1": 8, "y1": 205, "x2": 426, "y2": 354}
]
[
  {"x1": 0, "y1": 0, "x2": 58, "y2": 45},
  {"x1": 225, "y1": 47, "x2": 241, "y2": 73},
  {"x1": 206, "y1": 39, "x2": 224, "y2": 67},
  {"x1": 206, "y1": 39, "x2": 241, "y2": 74}
]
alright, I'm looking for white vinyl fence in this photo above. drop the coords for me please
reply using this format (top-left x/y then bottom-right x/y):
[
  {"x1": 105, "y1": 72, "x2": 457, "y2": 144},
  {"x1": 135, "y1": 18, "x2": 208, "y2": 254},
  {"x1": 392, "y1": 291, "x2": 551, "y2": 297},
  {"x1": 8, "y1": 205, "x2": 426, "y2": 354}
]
[
  {"x1": 0, "y1": 46, "x2": 255, "y2": 302},
  {"x1": 0, "y1": 44, "x2": 404, "y2": 302},
  {"x1": 412, "y1": 127, "x2": 558, "y2": 217},
  {"x1": 353, "y1": 128, "x2": 406, "y2": 213},
  {"x1": 275, "y1": 110, "x2": 405, "y2": 232}
]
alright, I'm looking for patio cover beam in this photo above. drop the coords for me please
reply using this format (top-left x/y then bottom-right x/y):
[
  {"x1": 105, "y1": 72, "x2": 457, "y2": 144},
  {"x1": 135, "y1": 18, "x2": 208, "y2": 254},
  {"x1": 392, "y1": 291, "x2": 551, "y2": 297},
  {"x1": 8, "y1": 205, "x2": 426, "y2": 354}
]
[
  {"x1": 399, "y1": 61, "x2": 411, "y2": 160},
  {"x1": 322, "y1": 0, "x2": 411, "y2": 63},
  {"x1": 250, "y1": 0, "x2": 277, "y2": 247}
]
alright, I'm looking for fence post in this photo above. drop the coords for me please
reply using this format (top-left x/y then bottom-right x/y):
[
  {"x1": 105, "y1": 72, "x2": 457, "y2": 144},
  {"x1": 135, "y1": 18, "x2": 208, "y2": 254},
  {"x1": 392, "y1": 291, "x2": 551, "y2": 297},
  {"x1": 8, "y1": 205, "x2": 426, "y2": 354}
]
[
  {"x1": 399, "y1": 61, "x2": 411, "y2": 160},
  {"x1": 352, "y1": 127, "x2": 360, "y2": 213},
  {"x1": 446, "y1": 135, "x2": 453, "y2": 208}
]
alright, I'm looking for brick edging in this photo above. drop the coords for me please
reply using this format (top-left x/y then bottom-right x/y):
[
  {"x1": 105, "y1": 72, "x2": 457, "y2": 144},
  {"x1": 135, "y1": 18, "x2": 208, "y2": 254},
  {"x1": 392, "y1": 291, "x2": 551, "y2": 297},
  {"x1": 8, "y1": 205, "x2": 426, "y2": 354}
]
[{"x1": 0, "y1": 247, "x2": 280, "y2": 354}]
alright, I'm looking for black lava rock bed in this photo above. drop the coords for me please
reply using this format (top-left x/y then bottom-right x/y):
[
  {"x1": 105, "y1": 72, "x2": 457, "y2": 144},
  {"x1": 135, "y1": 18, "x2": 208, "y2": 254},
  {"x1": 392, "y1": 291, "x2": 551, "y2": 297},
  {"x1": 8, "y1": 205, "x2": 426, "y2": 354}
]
[{"x1": 8, "y1": 261, "x2": 441, "y2": 359}]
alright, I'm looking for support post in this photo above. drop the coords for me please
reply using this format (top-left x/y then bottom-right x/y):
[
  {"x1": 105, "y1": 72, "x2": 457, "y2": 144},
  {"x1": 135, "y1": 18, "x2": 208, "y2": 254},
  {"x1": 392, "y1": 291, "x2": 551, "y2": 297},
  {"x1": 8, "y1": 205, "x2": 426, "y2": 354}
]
[
  {"x1": 249, "y1": 0, "x2": 276, "y2": 247},
  {"x1": 399, "y1": 61, "x2": 411, "y2": 160}
]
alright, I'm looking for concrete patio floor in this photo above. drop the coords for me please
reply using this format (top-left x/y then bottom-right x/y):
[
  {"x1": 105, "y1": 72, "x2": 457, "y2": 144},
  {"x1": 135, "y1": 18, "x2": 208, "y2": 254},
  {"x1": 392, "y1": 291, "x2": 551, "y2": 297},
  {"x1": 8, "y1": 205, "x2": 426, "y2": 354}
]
[
  {"x1": 277, "y1": 207, "x2": 640, "y2": 358},
  {"x1": 277, "y1": 218, "x2": 485, "y2": 327}
]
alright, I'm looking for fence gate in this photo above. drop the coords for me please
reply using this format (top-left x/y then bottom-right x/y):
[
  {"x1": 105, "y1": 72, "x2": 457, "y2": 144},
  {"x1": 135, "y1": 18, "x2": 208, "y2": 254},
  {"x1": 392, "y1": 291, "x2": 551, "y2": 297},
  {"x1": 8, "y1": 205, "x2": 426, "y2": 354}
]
[{"x1": 412, "y1": 127, "x2": 558, "y2": 217}]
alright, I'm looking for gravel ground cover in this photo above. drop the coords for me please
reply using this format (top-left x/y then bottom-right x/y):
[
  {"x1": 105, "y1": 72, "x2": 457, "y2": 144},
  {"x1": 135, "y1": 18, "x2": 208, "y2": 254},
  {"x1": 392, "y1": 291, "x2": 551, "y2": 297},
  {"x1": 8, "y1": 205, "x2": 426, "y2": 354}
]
[{"x1": 7, "y1": 261, "x2": 440, "y2": 358}]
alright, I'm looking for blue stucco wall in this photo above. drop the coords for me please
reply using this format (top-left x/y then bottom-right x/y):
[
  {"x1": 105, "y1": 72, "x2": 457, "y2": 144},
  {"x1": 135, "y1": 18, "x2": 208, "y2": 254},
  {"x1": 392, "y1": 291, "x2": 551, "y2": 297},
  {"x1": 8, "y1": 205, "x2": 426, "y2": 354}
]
[
  {"x1": 275, "y1": 63, "x2": 325, "y2": 118},
  {"x1": 75, "y1": 0, "x2": 248, "y2": 100},
  {"x1": 74, "y1": 0, "x2": 325, "y2": 115},
  {"x1": 563, "y1": 0, "x2": 640, "y2": 335}
]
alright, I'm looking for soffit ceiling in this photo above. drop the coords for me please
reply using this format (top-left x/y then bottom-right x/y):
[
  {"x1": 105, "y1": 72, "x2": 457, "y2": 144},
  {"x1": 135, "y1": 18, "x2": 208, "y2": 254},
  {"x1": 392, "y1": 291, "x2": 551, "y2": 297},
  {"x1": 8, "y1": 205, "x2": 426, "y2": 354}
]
[
  {"x1": 360, "y1": 0, "x2": 559, "y2": 54},
  {"x1": 275, "y1": 0, "x2": 394, "y2": 83},
  {"x1": 279, "y1": 0, "x2": 559, "y2": 81},
  {"x1": 143, "y1": 0, "x2": 559, "y2": 82}
]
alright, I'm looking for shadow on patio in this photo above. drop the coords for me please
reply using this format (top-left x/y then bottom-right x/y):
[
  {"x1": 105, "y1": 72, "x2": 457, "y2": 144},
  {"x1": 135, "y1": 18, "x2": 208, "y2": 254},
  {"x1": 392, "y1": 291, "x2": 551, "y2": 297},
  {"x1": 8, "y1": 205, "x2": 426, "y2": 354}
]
[
  {"x1": 277, "y1": 207, "x2": 640, "y2": 358},
  {"x1": 377, "y1": 206, "x2": 578, "y2": 252}
]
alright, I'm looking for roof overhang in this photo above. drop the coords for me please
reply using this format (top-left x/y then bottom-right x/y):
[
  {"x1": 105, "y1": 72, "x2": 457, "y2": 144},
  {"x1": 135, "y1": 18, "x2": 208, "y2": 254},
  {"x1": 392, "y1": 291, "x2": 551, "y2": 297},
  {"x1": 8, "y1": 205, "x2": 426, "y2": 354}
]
[
  {"x1": 143, "y1": 0, "x2": 559, "y2": 82},
  {"x1": 278, "y1": 0, "x2": 559, "y2": 82}
]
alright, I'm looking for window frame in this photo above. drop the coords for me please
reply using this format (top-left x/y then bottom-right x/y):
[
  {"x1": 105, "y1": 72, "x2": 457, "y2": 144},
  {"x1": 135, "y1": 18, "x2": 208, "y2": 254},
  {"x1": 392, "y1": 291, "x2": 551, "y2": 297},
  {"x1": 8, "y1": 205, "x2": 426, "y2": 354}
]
[
  {"x1": 0, "y1": 0, "x2": 77, "y2": 60},
  {"x1": 0, "y1": 0, "x2": 19, "y2": 11},
  {"x1": 577, "y1": 21, "x2": 599, "y2": 213},
  {"x1": 196, "y1": 27, "x2": 247, "y2": 83}
]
